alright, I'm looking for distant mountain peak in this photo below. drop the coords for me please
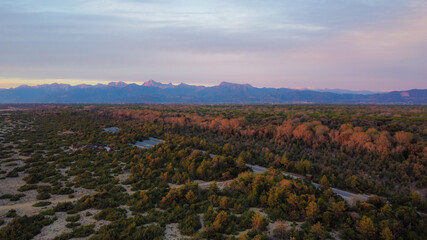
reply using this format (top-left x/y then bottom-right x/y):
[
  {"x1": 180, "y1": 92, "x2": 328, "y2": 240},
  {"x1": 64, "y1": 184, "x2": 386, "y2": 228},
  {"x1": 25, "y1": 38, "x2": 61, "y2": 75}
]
[
  {"x1": 108, "y1": 81, "x2": 128, "y2": 87},
  {"x1": 218, "y1": 82, "x2": 253, "y2": 88},
  {"x1": 16, "y1": 84, "x2": 31, "y2": 88},
  {"x1": 33, "y1": 83, "x2": 71, "y2": 90},
  {"x1": 143, "y1": 80, "x2": 173, "y2": 88},
  {"x1": 143, "y1": 80, "x2": 159, "y2": 86}
]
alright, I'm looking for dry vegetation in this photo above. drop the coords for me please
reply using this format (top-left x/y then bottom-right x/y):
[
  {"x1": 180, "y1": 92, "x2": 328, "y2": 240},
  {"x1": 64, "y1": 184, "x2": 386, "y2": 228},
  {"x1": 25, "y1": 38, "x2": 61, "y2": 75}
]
[{"x1": 0, "y1": 105, "x2": 425, "y2": 240}]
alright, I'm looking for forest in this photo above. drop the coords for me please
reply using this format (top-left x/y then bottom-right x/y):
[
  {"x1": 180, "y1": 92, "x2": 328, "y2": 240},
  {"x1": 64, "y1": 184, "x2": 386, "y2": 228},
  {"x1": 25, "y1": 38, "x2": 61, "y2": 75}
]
[{"x1": 0, "y1": 104, "x2": 425, "y2": 240}]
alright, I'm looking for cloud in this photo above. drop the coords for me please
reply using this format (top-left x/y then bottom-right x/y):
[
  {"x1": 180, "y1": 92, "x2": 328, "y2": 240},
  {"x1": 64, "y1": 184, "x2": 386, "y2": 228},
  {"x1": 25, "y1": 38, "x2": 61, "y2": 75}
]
[
  {"x1": 271, "y1": 1, "x2": 427, "y2": 89},
  {"x1": 0, "y1": 0, "x2": 426, "y2": 90}
]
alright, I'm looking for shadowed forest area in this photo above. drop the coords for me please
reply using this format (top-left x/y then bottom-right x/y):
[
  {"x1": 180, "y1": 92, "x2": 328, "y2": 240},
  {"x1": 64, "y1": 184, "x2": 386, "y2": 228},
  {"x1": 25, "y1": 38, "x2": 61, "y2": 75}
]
[{"x1": 0, "y1": 104, "x2": 425, "y2": 240}]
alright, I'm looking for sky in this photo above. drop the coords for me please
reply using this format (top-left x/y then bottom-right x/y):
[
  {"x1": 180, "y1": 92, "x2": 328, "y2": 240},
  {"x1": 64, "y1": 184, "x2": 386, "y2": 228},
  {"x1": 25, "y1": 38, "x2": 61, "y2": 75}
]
[{"x1": 0, "y1": 0, "x2": 426, "y2": 90}]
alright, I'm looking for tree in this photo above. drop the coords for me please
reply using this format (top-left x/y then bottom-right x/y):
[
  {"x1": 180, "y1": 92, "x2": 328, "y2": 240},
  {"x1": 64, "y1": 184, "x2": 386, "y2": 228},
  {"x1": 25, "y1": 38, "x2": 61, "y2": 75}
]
[
  {"x1": 394, "y1": 131, "x2": 413, "y2": 145},
  {"x1": 185, "y1": 190, "x2": 197, "y2": 204},
  {"x1": 219, "y1": 196, "x2": 229, "y2": 209},
  {"x1": 319, "y1": 175, "x2": 329, "y2": 187},
  {"x1": 252, "y1": 212, "x2": 269, "y2": 232},
  {"x1": 213, "y1": 211, "x2": 229, "y2": 232},
  {"x1": 410, "y1": 191, "x2": 421, "y2": 206},
  {"x1": 237, "y1": 155, "x2": 246, "y2": 169},
  {"x1": 273, "y1": 221, "x2": 289, "y2": 240},
  {"x1": 329, "y1": 201, "x2": 346, "y2": 220},
  {"x1": 380, "y1": 204, "x2": 392, "y2": 218},
  {"x1": 380, "y1": 227, "x2": 395, "y2": 240},
  {"x1": 280, "y1": 153, "x2": 289, "y2": 167},
  {"x1": 306, "y1": 201, "x2": 319, "y2": 223},
  {"x1": 357, "y1": 216, "x2": 376, "y2": 238},
  {"x1": 204, "y1": 205, "x2": 216, "y2": 223},
  {"x1": 295, "y1": 159, "x2": 312, "y2": 174},
  {"x1": 179, "y1": 215, "x2": 201, "y2": 235},
  {"x1": 310, "y1": 222, "x2": 327, "y2": 240},
  {"x1": 139, "y1": 191, "x2": 149, "y2": 205}
]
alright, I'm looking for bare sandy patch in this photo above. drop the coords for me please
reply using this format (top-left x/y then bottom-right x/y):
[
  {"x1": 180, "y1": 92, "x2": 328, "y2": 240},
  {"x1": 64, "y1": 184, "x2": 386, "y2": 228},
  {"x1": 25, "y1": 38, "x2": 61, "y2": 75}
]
[
  {"x1": 79, "y1": 208, "x2": 109, "y2": 231},
  {"x1": 249, "y1": 207, "x2": 269, "y2": 218},
  {"x1": 0, "y1": 172, "x2": 27, "y2": 196},
  {"x1": 58, "y1": 166, "x2": 71, "y2": 177},
  {"x1": 120, "y1": 205, "x2": 133, "y2": 218},
  {"x1": 0, "y1": 185, "x2": 96, "y2": 216},
  {"x1": 165, "y1": 223, "x2": 186, "y2": 240},
  {"x1": 198, "y1": 214, "x2": 205, "y2": 232},
  {"x1": 117, "y1": 171, "x2": 131, "y2": 182},
  {"x1": 33, "y1": 212, "x2": 71, "y2": 240},
  {"x1": 195, "y1": 180, "x2": 232, "y2": 190},
  {"x1": 168, "y1": 183, "x2": 183, "y2": 188},
  {"x1": 167, "y1": 179, "x2": 232, "y2": 190},
  {"x1": 122, "y1": 184, "x2": 136, "y2": 195}
]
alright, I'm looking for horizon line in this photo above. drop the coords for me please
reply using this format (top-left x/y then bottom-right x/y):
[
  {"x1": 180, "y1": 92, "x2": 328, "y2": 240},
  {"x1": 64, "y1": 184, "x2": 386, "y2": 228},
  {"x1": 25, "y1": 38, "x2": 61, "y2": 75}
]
[{"x1": 0, "y1": 79, "x2": 411, "y2": 93}]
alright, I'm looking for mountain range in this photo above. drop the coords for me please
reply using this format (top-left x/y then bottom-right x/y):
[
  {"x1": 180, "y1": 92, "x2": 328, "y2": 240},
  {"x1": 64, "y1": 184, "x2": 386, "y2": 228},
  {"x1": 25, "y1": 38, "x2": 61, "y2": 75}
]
[{"x1": 0, "y1": 80, "x2": 425, "y2": 104}]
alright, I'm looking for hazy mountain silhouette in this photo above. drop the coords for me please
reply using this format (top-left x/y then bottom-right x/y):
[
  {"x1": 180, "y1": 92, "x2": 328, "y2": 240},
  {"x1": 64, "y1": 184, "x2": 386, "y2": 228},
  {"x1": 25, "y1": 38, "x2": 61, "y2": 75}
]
[{"x1": 0, "y1": 81, "x2": 425, "y2": 104}]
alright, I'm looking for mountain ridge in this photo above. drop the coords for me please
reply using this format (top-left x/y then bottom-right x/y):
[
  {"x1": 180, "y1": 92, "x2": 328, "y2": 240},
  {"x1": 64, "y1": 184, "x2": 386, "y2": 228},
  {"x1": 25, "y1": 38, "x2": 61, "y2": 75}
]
[{"x1": 0, "y1": 81, "x2": 425, "y2": 104}]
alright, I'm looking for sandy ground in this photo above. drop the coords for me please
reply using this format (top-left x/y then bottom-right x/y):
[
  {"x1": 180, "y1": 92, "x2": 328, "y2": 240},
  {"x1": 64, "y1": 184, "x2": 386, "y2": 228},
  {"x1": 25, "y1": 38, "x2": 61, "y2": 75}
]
[
  {"x1": 235, "y1": 220, "x2": 305, "y2": 238},
  {"x1": 198, "y1": 214, "x2": 205, "y2": 233},
  {"x1": 164, "y1": 223, "x2": 186, "y2": 240},
  {"x1": 249, "y1": 207, "x2": 269, "y2": 218},
  {"x1": 0, "y1": 176, "x2": 96, "y2": 216},
  {"x1": 33, "y1": 212, "x2": 72, "y2": 240},
  {"x1": 244, "y1": 208, "x2": 306, "y2": 238},
  {"x1": 57, "y1": 131, "x2": 76, "y2": 136},
  {"x1": 120, "y1": 205, "x2": 133, "y2": 218},
  {"x1": 117, "y1": 171, "x2": 131, "y2": 182},
  {"x1": 1, "y1": 195, "x2": 79, "y2": 216},
  {"x1": 0, "y1": 172, "x2": 30, "y2": 204},
  {"x1": 58, "y1": 166, "x2": 71, "y2": 177},
  {"x1": 32, "y1": 208, "x2": 109, "y2": 240},
  {"x1": 168, "y1": 179, "x2": 232, "y2": 190},
  {"x1": 167, "y1": 183, "x2": 183, "y2": 188},
  {"x1": 195, "y1": 180, "x2": 232, "y2": 190},
  {"x1": 122, "y1": 184, "x2": 136, "y2": 195},
  {"x1": 79, "y1": 209, "x2": 110, "y2": 232},
  {"x1": 117, "y1": 171, "x2": 136, "y2": 195}
]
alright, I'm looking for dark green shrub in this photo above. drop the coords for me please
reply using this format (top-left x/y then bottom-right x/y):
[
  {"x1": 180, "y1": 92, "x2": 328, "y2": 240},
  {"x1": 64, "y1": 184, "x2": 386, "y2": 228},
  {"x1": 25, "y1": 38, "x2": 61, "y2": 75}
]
[
  {"x1": 33, "y1": 201, "x2": 52, "y2": 207},
  {"x1": 0, "y1": 214, "x2": 54, "y2": 240},
  {"x1": 66, "y1": 214, "x2": 80, "y2": 222},
  {"x1": 6, "y1": 209, "x2": 17, "y2": 218},
  {"x1": 179, "y1": 214, "x2": 201, "y2": 235},
  {"x1": 36, "y1": 192, "x2": 51, "y2": 200}
]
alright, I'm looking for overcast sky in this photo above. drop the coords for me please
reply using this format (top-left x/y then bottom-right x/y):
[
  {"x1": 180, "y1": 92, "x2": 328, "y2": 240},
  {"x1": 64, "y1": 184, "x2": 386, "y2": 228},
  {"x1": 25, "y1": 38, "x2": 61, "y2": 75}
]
[{"x1": 0, "y1": 0, "x2": 426, "y2": 90}]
